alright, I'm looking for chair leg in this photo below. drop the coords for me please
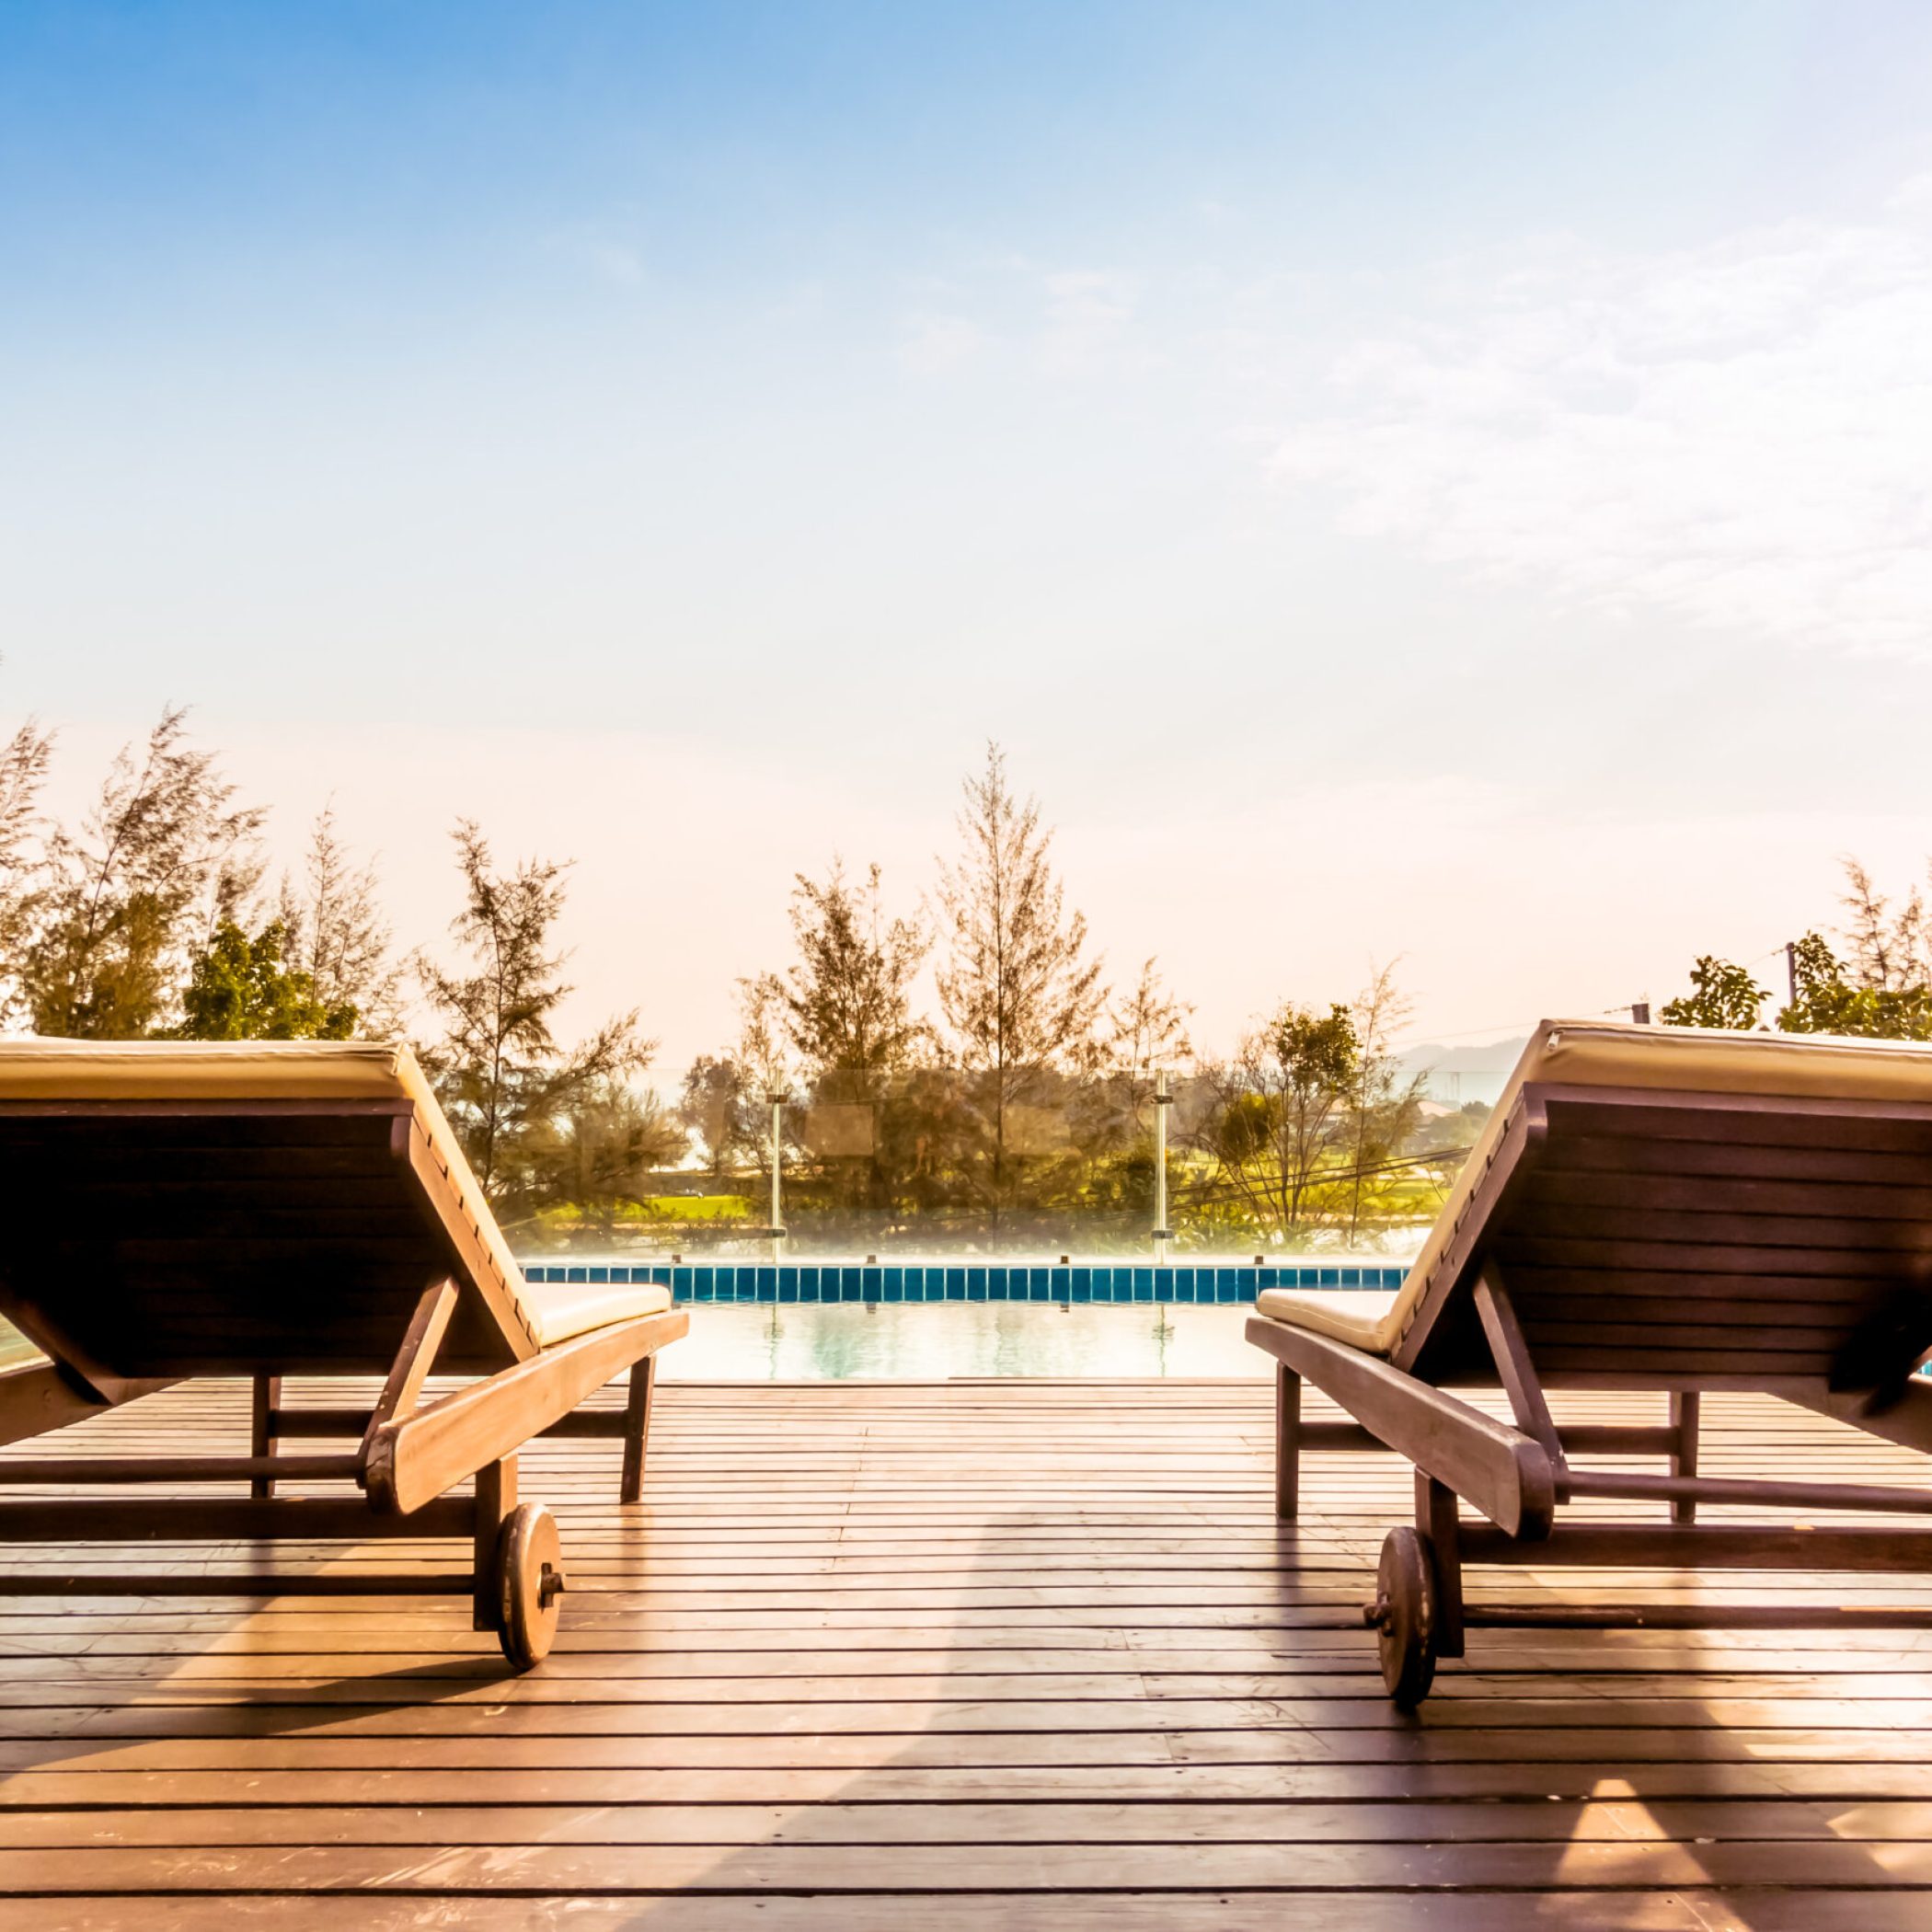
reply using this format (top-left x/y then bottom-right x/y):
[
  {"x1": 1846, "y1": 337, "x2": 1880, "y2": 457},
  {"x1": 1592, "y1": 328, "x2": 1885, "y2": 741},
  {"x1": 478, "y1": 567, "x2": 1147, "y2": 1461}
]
[
  {"x1": 1670, "y1": 1392, "x2": 1701, "y2": 1525},
  {"x1": 473, "y1": 1455, "x2": 517, "y2": 1632},
  {"x1": 1416, "y1": 1472, "x2": 1466, "y2": 1660},
  {"x1": 1274, "y1": 1364, "x2": 1301, "y2": 1522},
  {"x1": 249, "y1": 1374, "x2": 282, "y2": 1501},
  {"x1": 621, "y1": 1357, "x2": 656, "y2": 1505}
]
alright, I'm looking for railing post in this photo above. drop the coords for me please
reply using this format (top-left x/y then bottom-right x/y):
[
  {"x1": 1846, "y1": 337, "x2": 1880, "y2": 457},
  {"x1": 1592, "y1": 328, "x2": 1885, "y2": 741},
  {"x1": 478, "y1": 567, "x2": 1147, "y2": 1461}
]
[
  {"x1": 766, "y1": 1089, "x2": 788, "y2": 1267},
  {"x1": 1152, "y1": 1068, "x2": 1172, "y2": 1266}
]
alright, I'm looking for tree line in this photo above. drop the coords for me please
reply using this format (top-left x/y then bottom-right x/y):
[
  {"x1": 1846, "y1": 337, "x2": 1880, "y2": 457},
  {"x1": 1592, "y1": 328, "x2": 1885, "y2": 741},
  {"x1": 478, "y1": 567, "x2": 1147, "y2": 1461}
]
[
  {"x1": 1663, "y1": 862, "x2": 1932, "y2": 1041},
  {"x1": 657, "y1": 743, "x2": 1446, "y2": 1252},
  {"x1": 0, "y1": 709, "x2": 1460, "y2": 1250}
]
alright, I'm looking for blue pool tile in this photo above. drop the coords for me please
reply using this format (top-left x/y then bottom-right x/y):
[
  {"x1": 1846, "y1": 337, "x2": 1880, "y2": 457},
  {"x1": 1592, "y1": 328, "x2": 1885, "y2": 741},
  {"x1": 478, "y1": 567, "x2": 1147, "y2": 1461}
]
[
  {"x1": 943, "y1": 1267, "x2": 964, "y2": 1300},
  {"x1": 755, "y1": 1267, "x2": 776, "y2": 1299},
  {"x1": 1029, "y1": 1267, "x2": 1049, "y2": 1302},
  {"x1": 1050, "y1": 1267, "x2": 1070, "y2": 1302},
  {"x1": 968, "y1": 1267, "x2": 987, "y2": 1301}
]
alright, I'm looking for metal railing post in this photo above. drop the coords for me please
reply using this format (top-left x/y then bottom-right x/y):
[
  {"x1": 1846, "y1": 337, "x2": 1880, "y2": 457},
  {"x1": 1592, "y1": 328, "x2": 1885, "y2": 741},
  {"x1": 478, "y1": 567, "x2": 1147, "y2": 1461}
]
[
  {"x1": 766, "y1": 1090, "x2": 788, "y2": 1267},
  {"x1": 1153, "y1": 1068, "x2": 1172, "y2": 1267}
]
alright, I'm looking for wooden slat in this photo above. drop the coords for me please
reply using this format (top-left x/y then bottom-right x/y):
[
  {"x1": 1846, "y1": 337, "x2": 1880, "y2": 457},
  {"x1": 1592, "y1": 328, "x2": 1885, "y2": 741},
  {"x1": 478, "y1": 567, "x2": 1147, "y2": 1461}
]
[{"x1": 3, "y1": 1372, "x2": 1932, "y2": 1923}]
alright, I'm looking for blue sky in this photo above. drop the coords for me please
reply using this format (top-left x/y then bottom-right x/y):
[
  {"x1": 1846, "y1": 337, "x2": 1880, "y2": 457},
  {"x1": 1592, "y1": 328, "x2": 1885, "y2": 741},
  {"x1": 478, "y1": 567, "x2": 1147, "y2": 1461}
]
[{"x1": 6, "y1": 3, "x2": 1932, "y2": 1066}]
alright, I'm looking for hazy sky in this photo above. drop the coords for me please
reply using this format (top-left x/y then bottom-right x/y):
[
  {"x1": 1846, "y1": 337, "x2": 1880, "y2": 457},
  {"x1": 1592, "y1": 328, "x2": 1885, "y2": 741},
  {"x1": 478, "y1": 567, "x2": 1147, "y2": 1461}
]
[{"x1": 6, "y1": 2, "x2": 1932, "y2": 1073}]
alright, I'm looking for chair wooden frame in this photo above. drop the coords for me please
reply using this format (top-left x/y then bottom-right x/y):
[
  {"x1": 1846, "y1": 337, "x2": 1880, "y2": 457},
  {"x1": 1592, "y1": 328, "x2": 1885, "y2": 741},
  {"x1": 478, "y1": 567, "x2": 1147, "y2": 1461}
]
[
  {"x1": 1248, "y1": 1077, "x2": 1932, "y2": 1706},
  {"x1": 0, "y1": 1093, "x2": 687, "y2": 1669}
]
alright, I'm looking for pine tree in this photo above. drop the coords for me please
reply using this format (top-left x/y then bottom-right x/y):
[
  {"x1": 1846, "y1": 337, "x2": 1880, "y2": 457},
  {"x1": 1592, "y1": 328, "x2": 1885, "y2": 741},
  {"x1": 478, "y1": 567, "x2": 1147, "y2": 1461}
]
[
  {"x1": 933, "y1": 742, "x2": 1107, "y2": 1197},
  {"x1": 0, "y1": 712, "x2": 55, "y2": 1021},
  {"x1": 20, "y1": 708, "x2": 263, "y2": 1038},
  {"x1": 777, "y1": 859, "x2": 929, "y2": 1087},
  {"x1": 417, "y1": 821, "x2": 652, "y2": 1216},
  {"x1": 278, "y1": 806, "x2": 405, "y2": 1038}
]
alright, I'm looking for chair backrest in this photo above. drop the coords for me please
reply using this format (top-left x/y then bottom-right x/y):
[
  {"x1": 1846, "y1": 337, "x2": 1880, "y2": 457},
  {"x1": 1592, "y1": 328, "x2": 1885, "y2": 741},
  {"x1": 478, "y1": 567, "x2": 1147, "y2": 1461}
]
[
  {"x1": 0, "y1": 1041, "x2": 540, "y2": 1382},
  {"x1": 1395, "y1": 1022, "x2": 1932, "y2": 1388}
]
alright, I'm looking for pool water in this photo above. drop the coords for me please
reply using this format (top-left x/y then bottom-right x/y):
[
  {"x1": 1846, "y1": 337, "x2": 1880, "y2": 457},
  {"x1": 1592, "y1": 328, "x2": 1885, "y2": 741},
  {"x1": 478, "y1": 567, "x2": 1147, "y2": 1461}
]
[
  {"x1": 0, "y1": 1304, "x2": 1270, "y2": 1380},
  {"x1": 657, "y1": 1302, "x2": 1261, "y2": 1381}
]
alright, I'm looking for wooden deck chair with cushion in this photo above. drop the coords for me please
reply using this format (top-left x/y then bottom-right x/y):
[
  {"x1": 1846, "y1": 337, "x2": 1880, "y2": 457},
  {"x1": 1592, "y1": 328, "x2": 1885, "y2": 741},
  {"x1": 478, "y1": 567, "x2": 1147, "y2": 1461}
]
[
  {"x1": 1248, "y1": 1020, "x2": 1932, "y2": 1708},
  {"x1": 0, "y1": 1040, "x2": 687, "y2": 1669}
]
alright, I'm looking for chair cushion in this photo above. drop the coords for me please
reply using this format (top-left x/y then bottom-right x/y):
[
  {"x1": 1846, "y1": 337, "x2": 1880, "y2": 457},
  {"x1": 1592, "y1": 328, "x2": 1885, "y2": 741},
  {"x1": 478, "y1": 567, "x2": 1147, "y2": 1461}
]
[
  {"x1": 1254, "y1": 1288, "x2": 1403, "y2": 1356},
  {"x1": 517, "y1": 1279, "x2": 673, "y2": 1348}
]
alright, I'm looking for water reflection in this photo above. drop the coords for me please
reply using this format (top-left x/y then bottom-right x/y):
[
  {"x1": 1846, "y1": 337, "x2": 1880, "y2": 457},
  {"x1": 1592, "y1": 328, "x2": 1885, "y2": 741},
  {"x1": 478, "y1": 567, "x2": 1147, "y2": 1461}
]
[{"x1": 660, "y1": 1303, "x2": 1255, "y2": 1381}]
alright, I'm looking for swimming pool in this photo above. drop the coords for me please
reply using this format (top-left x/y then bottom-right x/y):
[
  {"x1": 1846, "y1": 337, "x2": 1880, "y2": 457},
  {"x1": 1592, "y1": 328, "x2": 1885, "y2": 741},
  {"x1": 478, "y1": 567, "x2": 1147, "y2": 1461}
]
[
  {"x1": 522, "y1": 1258, "x2": 1409, "y2": 1304},
  {"x1": 657, "y1": 1302, "x2": 1259, "y2": 1380}
]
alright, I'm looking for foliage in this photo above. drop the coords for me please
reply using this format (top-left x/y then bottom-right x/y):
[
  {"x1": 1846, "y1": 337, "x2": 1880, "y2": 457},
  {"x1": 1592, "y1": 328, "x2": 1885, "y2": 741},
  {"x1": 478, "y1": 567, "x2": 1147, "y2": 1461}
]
[
  {"x1": 1777, "y1": 930, "x2": 1932, "y2": 1041},
  {"x1": 525, "y1": 1077, "x2": 686, "y2": 1235},
  {"x1": 933, "y1": 742, "x2": 1108, "y2": 1194},
  {"x1": 775, "y1": 859, "x2": 929, "y2": 1083},
  {"x1": 1661, "y1": 955, "x2": 1768, "y2": 1030},
  {"x1": 277, "y1": 806, "x2": 405, "y2": 1037},
  {"x1": 1839, "y1": 860, "x2": 1928, "y2": 993},
  {"x1": 17, "y1": 708, "x2": 263, "y2": 1039},
  {"x1": 1343, "y1": 963, "x2": 1427, "y2": 1239},
  {"x1": 0, "y1": 713, "x2": 54, "y2": 1018},
  {"x1": 678, "y1": 1053, "x2": 759, "y2": 1179},
  {"x1": 417, "y1": 821, "x2": 653, "y2": 1218},
  {"x1": 1098, "y1": 957, "x2": 1193, "y2": 1138},
  {"x1": 170, "y1": 919, "x2": 356, "y2": 1040},
  {"x1": 1195, "y1": 1000, "x2": 1363, "y2": 1233}
]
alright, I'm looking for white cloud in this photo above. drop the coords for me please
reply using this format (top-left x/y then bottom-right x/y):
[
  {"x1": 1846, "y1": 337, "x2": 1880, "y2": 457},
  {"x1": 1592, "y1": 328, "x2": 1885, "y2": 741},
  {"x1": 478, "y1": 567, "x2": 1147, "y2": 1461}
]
[
  {"x1": 1272, "y1": 190, "x2": 1932, "y2": 657},
  {"x1": 896, "y1": 310, "x2": 985, "y2": 375},
  {"x1": 1038, "y1": 269, "x2": 1156, "y2": 378}
]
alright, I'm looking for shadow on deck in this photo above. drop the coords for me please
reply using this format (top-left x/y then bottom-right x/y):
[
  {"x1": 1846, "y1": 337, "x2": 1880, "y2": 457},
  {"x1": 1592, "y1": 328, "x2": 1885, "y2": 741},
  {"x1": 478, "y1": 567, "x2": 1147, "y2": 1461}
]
[{"x1": 2, "y1": 1377, "x2": 1930, "y2": 1928}]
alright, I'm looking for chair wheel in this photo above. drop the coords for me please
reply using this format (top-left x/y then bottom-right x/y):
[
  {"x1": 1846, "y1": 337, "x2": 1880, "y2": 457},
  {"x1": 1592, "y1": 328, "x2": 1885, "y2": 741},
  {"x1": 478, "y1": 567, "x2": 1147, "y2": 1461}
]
[
  {"x1": 1372, "y1": 1525, "x2": 1438, "y2": 1709},
  {"x1": 495, "y1": 1501, "x2": 567, "y2": 1671}
]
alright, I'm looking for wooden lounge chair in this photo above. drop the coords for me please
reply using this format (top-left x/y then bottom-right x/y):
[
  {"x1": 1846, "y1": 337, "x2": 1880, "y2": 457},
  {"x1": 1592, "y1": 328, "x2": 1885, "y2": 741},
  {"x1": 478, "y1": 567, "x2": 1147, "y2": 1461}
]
[
  {"x1": 0, "y1": 1039, "x2": 687, "y2": 1669},
  {"x1": 1248, "y1": 1019, "x2": 1932, "y2": 1707}
]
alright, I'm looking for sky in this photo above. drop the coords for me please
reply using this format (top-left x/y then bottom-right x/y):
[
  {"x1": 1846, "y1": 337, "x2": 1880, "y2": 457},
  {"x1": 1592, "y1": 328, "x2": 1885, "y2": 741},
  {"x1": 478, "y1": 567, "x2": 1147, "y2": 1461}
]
[{"x1": 5, "y1": 1, "x2": 1932, "y2": 1075}]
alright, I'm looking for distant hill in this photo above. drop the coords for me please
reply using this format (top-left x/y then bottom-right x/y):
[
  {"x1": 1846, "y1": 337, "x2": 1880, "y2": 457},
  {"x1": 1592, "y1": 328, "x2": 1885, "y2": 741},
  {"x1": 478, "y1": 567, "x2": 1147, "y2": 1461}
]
[{"x1": 1394, "y1": 1037, "x2": 1530, "y2": 1110}]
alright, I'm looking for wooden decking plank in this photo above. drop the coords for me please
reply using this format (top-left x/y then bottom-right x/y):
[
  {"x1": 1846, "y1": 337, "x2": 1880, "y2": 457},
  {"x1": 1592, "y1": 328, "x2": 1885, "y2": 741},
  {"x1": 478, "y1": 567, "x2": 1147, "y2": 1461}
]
[
  {"x1": 6, "y1": 1796, "x2": 1932, "y2": 1847},
  {"x1": 3, "y1": 1836, "x2": 1932, "y2": 1890},
  {"x1": 1, "y1": 1374, "x2": 1929, "y2": 1916},
  {"x1": 0, "y1": 1889, "x2": 1834, "y2": 1932}
]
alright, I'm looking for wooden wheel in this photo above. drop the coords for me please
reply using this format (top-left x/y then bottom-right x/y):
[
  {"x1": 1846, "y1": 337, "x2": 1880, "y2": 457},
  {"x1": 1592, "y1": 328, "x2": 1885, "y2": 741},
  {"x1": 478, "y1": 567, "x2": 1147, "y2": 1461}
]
[
  {"x1": 494, "y1": 1501, "x2": 567, "y2": 1671},
  {"x1": 1371, "y1": 1525, "x2": 1438, "y2": 1709}
]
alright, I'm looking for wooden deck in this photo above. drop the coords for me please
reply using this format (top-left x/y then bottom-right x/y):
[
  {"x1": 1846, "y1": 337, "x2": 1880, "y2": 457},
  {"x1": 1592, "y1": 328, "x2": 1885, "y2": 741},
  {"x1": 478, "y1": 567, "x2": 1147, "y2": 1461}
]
[{"x1": 4, "y1": 1374, "x2": 1932, "y2": 1928}]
